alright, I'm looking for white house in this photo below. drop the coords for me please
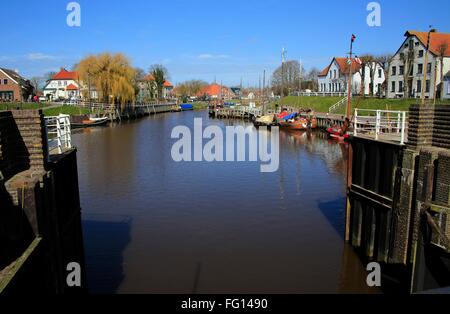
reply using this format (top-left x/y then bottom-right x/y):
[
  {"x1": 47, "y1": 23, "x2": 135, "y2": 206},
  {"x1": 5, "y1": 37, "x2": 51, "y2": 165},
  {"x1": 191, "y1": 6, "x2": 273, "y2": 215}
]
[
  {"x1": 318, "y1": 57, "x2": 385, "y2": 96},
  {"x1": 387, "y1": 30, "x2": 450, "y2": 99},
  {"x1": 43, "y1": 68, "x2": 98, "y2": 101}
]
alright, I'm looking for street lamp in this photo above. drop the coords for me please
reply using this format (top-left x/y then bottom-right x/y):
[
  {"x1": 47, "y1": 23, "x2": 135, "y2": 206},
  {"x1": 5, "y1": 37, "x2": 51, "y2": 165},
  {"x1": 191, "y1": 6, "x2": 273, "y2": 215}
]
[{"x1": 421, "y1": 27, "x2": 437, "y2": 105}]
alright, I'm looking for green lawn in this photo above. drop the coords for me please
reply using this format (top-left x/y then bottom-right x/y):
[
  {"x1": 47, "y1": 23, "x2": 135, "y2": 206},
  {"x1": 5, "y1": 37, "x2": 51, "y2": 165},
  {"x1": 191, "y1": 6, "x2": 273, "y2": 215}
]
[
  {"x1": 272, "y1": 96, "x2": 450, "y2": 114},
  {"x1": 192, "y1": 102, "x2": 209, "y2": 110},
  {"x1": 0, "y1": 103, "x2": 49, "y2": 111},
  {"x1": 43, "y1": 106, "x2": 92, "y2": 116}
]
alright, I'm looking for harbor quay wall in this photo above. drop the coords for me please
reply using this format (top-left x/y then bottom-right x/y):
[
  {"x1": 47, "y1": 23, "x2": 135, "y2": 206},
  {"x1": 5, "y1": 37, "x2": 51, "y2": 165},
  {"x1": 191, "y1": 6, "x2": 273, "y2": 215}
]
[
  {"x1": 346, "y1": 104, "x2": 450, "y2": 293},
  {"x1": 0, "y1": 110, "x2": 86, "y2": 294}
]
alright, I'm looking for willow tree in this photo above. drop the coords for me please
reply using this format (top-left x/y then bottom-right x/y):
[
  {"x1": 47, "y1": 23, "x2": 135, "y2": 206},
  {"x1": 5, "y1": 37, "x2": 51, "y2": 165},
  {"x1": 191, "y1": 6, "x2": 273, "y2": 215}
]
[{"x1": 77, "y1": 53, "x2": 136, "y2": 107}]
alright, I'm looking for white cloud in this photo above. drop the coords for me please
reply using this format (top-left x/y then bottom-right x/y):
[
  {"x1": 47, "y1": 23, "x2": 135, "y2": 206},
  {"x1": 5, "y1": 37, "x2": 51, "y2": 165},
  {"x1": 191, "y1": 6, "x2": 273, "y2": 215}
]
[
  {"x1": 26, "y1": 53, "x2": 60, "y2": 61},
  {"x1": 197, "y1": 53, "x2": 229, "y2": 60}
]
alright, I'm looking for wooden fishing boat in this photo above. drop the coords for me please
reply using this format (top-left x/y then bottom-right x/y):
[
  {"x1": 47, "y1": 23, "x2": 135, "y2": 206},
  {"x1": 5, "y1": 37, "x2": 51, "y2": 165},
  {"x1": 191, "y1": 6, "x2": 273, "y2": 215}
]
[
  {"x1": 327, "y1": 121, "x2": 352, "y2": 141},
  {"x1": 253, "y1": 114, "x2": 276, "y2": 127},
  {"x1": 286, "y1": 117, "x2": 309, "y2": 130},
  {"x1": 71, "y1": 116, "x2": 109, "y2": 129}
]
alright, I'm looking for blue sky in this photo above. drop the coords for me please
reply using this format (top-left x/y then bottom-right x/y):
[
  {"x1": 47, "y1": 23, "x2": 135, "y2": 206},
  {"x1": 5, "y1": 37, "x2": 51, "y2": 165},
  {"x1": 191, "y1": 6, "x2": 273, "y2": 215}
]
[{"x1": 2, "y1": 0, "x2": 450, "y2": 86}]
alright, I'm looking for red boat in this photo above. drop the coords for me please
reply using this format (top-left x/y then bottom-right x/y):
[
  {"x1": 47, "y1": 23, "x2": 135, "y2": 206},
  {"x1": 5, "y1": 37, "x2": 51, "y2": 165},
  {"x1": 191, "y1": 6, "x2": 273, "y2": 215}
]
[{"x1": 327, "y1": 118, "x2": 351, "y2": 141}]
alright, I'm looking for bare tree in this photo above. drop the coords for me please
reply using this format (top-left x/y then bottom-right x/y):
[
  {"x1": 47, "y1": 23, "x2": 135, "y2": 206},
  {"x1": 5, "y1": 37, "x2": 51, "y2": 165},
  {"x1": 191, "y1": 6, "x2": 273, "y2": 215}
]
[
  {"x1": 376, "y1": 54, "x2": 393, "y2": 97},
  {"x1": 30, "y1": 77, "x2": 44, "y2": 93},
  {"x1": 271, "y1": 60, "x2": 304, "y2": 96},
  {"x1": 437, "y1": 42, "x2": 448, "y2": 100},
  {"x1": 400, "y1": 49, "x2": 414, "y2": 98}
]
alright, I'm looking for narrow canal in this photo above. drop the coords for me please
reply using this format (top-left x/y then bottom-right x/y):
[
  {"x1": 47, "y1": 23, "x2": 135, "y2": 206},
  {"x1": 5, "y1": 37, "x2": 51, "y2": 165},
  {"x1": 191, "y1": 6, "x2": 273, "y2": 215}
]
[{"x1": 73, "y1": 110, "x2": 377, "y2": 294}]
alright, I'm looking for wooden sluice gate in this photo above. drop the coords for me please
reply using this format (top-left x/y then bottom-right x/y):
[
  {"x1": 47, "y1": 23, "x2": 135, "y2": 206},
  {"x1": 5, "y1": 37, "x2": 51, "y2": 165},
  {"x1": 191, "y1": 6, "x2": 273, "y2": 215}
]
[{"x1": 346, "y1": 104, "x2": 450, "y2": 293}]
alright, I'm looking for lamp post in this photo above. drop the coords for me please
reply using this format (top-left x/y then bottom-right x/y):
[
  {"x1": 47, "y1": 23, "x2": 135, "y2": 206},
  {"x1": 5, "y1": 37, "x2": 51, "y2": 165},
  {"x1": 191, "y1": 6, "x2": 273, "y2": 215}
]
[{"x1": 421, "y1": 27, "x2": 436, "y2": 105}]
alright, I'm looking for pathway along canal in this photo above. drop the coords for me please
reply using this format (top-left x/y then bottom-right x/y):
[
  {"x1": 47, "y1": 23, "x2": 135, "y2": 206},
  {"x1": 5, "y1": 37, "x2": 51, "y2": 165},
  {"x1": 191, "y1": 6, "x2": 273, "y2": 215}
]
[{"x1": 73, "y1": 110, "x2": 378, "y2": 294}]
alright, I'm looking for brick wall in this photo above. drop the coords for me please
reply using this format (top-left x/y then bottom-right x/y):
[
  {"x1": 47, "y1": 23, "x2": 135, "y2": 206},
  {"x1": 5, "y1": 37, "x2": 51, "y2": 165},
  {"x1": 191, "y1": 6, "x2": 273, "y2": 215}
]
[
  {"x1": 408, "y1": 105, "x2": 450, "y2": 149},
  {"x1": 0, "y1": 110, "x2": 48, "y2": 181}
]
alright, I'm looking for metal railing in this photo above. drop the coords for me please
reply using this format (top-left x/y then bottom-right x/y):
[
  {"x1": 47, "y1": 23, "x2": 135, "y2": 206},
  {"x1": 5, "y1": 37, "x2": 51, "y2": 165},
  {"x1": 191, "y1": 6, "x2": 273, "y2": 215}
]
[
  {"x1": 354, "y1": 109, "x2": 408, "y2": 145},
  {"x1": 294, "y1": 92, "x2": 348, "y2": 97},
  {"x1": 328, "y1": 97, "x2": 348, "y2": 113},
  {"x1": 44, "y1": 114, "x2": 72, "y2": 157}
]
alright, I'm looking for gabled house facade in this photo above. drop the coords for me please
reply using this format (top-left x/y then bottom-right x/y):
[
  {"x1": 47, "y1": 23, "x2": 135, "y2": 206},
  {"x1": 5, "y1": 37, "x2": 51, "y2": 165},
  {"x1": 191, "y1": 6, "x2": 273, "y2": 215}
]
[
  {"x1": 318, "y1": 57, "x2": 385, "y2": 96},
  {"x1": 43, "y1": 68, "x2": 81, "y2": 101},
  {"x1": 387, "y1": 30, "x2": 450, "y2": 99},
  {"x1": 0, "y1": 68, "x2": 34, "y2": 102},
  {"x1": 43, "y1": 68, "x2": 99, "y2": 101},
  {"x1": 137, "y1": 74, "x2": 174, "y2": 102}
]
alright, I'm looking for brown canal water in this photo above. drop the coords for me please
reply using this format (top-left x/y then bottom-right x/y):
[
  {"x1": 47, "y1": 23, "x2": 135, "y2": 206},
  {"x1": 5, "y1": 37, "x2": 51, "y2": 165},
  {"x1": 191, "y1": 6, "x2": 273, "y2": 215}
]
[{"x1": 73, "y1": 110, "x2": 378, "y2": 294}]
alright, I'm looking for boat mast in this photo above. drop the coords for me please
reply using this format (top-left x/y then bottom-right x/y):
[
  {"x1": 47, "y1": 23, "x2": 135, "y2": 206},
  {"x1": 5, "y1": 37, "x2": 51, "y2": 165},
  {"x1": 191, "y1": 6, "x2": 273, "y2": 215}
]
[{"x1": 346, "y1": 35, "x2": 355, "y2": 120}]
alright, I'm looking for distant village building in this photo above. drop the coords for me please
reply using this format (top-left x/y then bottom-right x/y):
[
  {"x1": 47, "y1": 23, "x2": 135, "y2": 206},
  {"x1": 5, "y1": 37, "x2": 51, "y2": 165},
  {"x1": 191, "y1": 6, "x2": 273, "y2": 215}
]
[
  {"x1": 197, "y1": 83, "x2": 236, "y2": 100},
  {"x1": 387, "y1": 30, "x2": 450, "y2": 99},
  {"x1": 43, "y1": 68, "x2": 98, "y2": 101},
  {"x1": 318, "y1": 57, "x2": 385, "y2": 96},
  {"x1": 0, "y1": 68, "x2": 34, "y2": 102},
  {"x1": 137, "y1": 74, "x2": 174, "y2": 101}
]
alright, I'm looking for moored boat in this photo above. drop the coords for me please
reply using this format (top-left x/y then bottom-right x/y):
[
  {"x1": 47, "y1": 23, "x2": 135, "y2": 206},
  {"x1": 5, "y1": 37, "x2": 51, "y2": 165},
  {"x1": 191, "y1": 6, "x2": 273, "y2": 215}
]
[
  {"x1": 71, "y1": 115, "x2": 109, "y2": 129},
  {"x1": 253, "y1": 114, "x2": 276, "y2": 127},
  {"x1": 180, "y1": 104, "x2": 194, "y2": 111}
]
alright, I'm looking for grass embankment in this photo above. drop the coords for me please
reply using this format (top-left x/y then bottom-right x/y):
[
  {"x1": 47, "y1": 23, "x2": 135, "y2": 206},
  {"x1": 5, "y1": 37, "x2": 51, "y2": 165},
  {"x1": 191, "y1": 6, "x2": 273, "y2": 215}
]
[
  {"x1": 273, "y1": 96, "x2": 450, "y2": 114},
  {"x1": 0, "y1": 103, "x2": 48, "y2": 111},
  {"x1": 191, "y1": 102, "x2": 209, "y2": 110},
  {"x1": 42, "y1": 106, "x2": 92, "y2": 116}
]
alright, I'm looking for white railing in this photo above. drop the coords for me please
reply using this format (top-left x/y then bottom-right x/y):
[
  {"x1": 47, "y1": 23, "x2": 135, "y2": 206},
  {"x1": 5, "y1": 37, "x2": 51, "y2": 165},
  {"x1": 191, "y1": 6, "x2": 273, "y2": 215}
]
[
  {"x1": 354, "y1": 109, "x2": 408, "y2": 145},
  {"x1": 44, "y1": 114, "x2": 72, "y2": 156},
  {"x1": 295, "y1": 92, "x2": 348, "y2": 97},
  {"x1": 329, "y1": 97, "x2": 348, "y2": 113}
]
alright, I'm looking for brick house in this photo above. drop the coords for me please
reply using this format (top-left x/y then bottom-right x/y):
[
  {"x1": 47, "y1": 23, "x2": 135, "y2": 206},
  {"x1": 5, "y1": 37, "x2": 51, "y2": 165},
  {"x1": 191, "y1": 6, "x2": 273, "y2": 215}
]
[{"x1": 0, "y1": 68, "x2": 34, "y2": 102}]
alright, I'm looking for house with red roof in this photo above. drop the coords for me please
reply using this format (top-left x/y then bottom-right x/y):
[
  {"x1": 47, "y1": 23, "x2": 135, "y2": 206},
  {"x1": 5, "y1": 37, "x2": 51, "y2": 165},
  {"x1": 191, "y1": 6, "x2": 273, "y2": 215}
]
[
  {"x1": 387, "y1": 30, "x2": 450, "y2": 99},
  {"x1": 137, "y1": 74, "x2": 174, "y2": 101},
  {"x1": 196, "y1": 83, "x2": 235, "y2": 100},
  {"x1": 318, "y1": 57, "x2": 385, "y2": 96},
  {"x1": 43, "y1": 68, "x2": 83, "y2": 101},
  {"x1": 43, "y1": 68, "x2": 98, "y2": 101}
]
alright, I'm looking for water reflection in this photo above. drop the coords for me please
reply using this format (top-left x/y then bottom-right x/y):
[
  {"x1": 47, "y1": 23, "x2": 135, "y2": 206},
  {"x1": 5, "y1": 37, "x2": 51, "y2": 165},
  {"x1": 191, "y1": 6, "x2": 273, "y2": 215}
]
[{"x1": 73, "y1": 111, "x2": 377, "y2": 294}]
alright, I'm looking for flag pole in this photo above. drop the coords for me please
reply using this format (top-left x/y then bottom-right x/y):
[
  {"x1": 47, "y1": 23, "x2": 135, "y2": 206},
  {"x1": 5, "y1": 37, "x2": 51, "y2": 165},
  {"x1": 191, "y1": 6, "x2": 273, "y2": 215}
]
[{"x1": 347, "y1": 35, "x2": 354, "y2": 120}]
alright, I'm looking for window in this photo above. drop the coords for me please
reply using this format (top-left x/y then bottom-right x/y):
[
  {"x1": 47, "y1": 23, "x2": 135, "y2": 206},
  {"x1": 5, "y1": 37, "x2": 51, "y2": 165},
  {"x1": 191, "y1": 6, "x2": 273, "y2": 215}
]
[
  {"x1": 64, "y1": 81, "x2": 67, "y2": 86},
  {"x1": 399, "y1": 66, "x2": 404, "y2": 75},
  {"x1": 378, "y1": 69, "x2": 382, "y2": 78},
  {"x1": 426, "y1": 80, "x2": 430, "y2": 93},
  {"x1": 392, "y1": 66, "x2": 397, "y2": 76},
  {"x1": 417, "y1": 64, "x2": 423, "y2": 75},
  {"x1": 447, "y1": 82, "x2": 450, "y2": 95},
  {"x1": 399, "y1": 81, "x2": 403, "y2": 92},
  {"x1": 418, "y1": 50, "x2": 424, "y2": 58},
  {"x1": 334, "y1": 70, "x2": 337, "y2": 79},
  {"x1": 417, "y1": 80, "x2": 422, "y2": 93},
  {"x1": 58, "y1": 81, "x2": 61, "y2": 86},
  {"x1": 391, "y1": 81, "x2": 396, "y2": 92},
  {"x1": 3, "y1": 79, "x2": 7, "y2": 85},
  {"x1": 427, "y1": 63, "x2": 432, "y2": 74}
]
